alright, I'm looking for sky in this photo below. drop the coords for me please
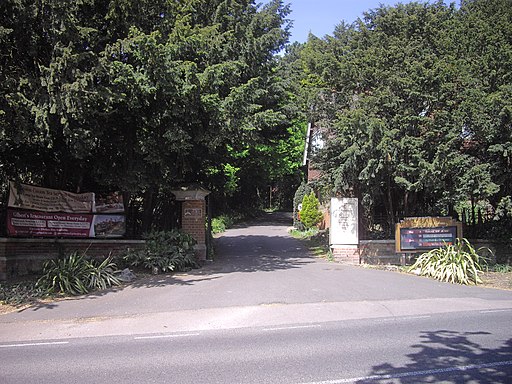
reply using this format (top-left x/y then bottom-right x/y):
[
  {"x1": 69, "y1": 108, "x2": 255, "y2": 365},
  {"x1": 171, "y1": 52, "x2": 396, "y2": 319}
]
[{"x1": 283, "y1": 0, "x2": 414, "y2": 43}]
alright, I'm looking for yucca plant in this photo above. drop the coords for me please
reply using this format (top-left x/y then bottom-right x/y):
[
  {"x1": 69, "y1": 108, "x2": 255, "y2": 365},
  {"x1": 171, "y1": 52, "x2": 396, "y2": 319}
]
[
  {"x1": 37, "y1": 251, "x2": 120, "y2": 295},
  {"x1": 88, "y1": 255, "x2": 120, "y2": 291},
  {"x1": 37, "y1": 251, "x2": 91, "y2": 295},
  {"x1": 408, "y1": 238, "x2": 489, "y2": 285}
]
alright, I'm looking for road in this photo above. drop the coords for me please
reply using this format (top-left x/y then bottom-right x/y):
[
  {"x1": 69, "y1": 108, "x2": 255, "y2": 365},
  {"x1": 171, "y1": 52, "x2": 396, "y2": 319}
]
[{"x1": 1, "y1": 212, "x2": 511, "y2": 383}]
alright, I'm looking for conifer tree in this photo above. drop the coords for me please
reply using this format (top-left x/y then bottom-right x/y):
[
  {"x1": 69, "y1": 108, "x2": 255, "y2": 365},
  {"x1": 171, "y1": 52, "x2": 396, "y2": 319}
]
[{"x1": 300, "y1": 192, "x2": 323, "y2": 229}]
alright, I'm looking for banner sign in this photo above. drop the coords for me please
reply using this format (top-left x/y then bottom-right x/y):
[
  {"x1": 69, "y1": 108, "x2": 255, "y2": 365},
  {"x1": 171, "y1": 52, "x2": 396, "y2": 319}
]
[
  {"x1": 8, "y1": 182, "x2": 94, "y2": 213},
  {"x1": 6, "y1": 182, "x2": 126, "y2": 238},
  {"x1": 7, "y1": 210, "x2": 94, "y2": 238},
  {"x1": 7, "y1": 210, "x2": 126, "y2": 238},
  {"x1": 94, "y1": 192, "x2": 125, "y2": 213},
  {"x1": 93, "y1": 215, "x2": 126, "y2": 237}
]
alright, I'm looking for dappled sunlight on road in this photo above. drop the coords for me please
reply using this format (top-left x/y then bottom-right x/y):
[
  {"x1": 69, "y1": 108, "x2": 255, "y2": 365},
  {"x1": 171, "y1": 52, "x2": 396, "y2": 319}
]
[{"x1": 356, "y1": 330, "x2": 512, "y2": 383}]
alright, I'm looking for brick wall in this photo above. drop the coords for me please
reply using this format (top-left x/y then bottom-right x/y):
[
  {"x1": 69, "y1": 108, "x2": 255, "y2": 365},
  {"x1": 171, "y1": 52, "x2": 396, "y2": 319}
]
[
  {"x1": 181, "y1": 200, "x2": 207, "y2": 260},
  {"x1": 331, "y1": 246, "x2": 360, "y2": 264},
  {"x1": 319, "y1": 206, "x2": 330, "y2": 230},
  {"x1": 358, "y1": 239, "x2": 512, "y2": 265},
  {"x1": 360, "y1": 240, "x2": 401, "y2": 265},
  {"x1": 0, "y1": 238, "x2": 144, "y2": 281},
  {"x1": 307, "y1": 168, "x2": 321, "y2": 182}
]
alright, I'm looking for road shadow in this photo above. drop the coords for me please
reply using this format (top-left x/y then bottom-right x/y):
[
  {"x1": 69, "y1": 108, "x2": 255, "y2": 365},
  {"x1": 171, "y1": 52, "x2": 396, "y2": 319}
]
[
  {"x1": 4, "y1": 212, "x2": 302, "y2": 314},
  {"x1": 228, "y1": 211, "x2": 294, "y2": 229},
  {"x1": 209, "y1": 233, "x2": 315, "y2": 273},
  {"x1": 356, "y1": 330, "x2": 512, "y2": 383}
]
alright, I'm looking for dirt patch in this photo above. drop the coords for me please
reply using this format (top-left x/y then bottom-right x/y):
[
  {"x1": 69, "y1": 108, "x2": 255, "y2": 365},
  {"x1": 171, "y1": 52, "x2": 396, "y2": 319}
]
[
  {"x1": 480, "y1": 271, "x2": 512, "y2": 291},
  {"x1": 361, "y1": 264, "x2": 512, "y2": 290}
]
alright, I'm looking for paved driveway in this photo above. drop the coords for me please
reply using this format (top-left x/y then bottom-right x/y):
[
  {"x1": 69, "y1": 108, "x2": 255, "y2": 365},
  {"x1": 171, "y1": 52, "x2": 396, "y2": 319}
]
[{"x1": 1, "y1": 212, "x2": 511, "y2": 342}]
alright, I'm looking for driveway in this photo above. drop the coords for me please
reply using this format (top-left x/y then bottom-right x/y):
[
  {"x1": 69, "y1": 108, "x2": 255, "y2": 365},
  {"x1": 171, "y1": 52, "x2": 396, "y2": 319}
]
[{"x1": 1, "y1": 212, "x2": 511, "y2": 342}]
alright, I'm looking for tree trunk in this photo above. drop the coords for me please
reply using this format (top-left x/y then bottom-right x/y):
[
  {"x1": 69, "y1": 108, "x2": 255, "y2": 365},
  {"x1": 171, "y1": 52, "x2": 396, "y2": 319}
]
[
  {"x1": 386, "y1": 182, "x2": 395, "y2": 238},
  {"x1": 404, "y1": 191, "x2": 409, "y2": 217},
  {"x1": 141, "y1": 186, "x2": 157, "y2": 233}
]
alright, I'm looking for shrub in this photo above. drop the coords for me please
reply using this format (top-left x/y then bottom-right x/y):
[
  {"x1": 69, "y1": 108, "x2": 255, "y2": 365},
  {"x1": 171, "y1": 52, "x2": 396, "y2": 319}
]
[
  {"x1": 492, "y1": 264, "x2": 512, "y2": 273},
  {"x1": 408, "y1": 238, "x2": 489, "y2": 285},
  {"x1": 293, "y1": 182, "x2": 313, "y2": 228},
  {"x1": 123, "y1": 230, "x2": 198, "y2": 273},
  {"x1": 37, "y1": 252, "x2": 120, "y2": 295},
  {"x1": 211, "y1": 217, "x2": 226, "y2": 234},
  {"x1": 211, "y1": 215, "x2": 234, "y2": 234},
  {"x1": 88, "y1": 256, "x2": 122, "y2": 291},
  {"x1": 0, "y1": 281, "x2": 45, "y2": 305},
  {"x1": 300, "y1": 192, "x2": 323, "y2": 229}
]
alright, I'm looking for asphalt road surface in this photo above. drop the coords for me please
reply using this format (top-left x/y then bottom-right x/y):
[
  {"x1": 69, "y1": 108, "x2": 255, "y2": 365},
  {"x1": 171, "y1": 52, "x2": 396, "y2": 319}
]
[{"x1": 1, "y1": 212, "x2": 511, "y2": 383}]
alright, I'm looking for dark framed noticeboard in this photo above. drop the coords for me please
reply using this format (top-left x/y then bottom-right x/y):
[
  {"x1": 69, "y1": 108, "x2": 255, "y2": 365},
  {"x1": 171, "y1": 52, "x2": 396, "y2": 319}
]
[
  {"x1": 400, "y1": 226, "x2": 457, "y2": 251},
  {"x1": 395, "y1": 217, "x2": 463, "y2": 253}
]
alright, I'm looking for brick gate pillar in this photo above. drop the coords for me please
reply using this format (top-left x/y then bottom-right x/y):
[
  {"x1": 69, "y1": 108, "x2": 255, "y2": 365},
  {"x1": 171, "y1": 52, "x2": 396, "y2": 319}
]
[{"x1": 171, "y1": 185, "x2": 210, "y2": 261}]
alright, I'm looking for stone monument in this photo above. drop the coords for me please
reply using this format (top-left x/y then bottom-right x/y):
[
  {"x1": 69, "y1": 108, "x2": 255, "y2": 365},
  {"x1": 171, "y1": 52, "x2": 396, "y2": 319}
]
[{"x1": 329, "y1": 197, "x2": 359, "y2": 264}]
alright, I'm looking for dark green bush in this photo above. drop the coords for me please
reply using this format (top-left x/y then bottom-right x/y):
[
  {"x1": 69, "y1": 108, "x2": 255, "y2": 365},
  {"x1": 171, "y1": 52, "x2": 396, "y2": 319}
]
[
  {"x1": 123, "y1": 230, "x2": 198, "y2": 273},
  {"x1": 492, "y1": 264, "x2": 512, "y2": 273},
  {"x1": 0, "y1": 280, "x2": 44, "y2": 305}
]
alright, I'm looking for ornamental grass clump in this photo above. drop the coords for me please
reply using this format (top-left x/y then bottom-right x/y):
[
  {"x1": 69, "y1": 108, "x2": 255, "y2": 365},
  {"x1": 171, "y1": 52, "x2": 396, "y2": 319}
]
[
  {"x1": 37, "y1": 251, "x2": 120, "y2": 295},
  {"x1": 408, "y1": 238, "x2": 488, "y2": 285}
]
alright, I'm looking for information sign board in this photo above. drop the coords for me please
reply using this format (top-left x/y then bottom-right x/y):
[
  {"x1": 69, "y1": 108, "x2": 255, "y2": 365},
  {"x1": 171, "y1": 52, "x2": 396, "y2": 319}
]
[
  {"x1": 400, "y1": 226, "x2": 457, "y2": 251},
  {"x1": 330, "y1": 197, "x2": 358, "y2": 246},
  {"x1": 395, "y1": 217, "x2": 462, "y2": 253}
]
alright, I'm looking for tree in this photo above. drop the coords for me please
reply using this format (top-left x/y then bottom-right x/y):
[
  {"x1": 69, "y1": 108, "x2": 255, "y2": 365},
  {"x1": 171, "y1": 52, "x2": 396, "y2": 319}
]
[
  {"x1": 300, "y1": 192, "x2": 323, "y2": 229},
  {"x1": 293, "y1": 181, "x2": 313, "y2": 228},
  {"x1": 287, "y1": 0, "x2": 511, "y2": 238},
  {"x1": 1, "y1": 0, "x2": 298, "y2": 233}
]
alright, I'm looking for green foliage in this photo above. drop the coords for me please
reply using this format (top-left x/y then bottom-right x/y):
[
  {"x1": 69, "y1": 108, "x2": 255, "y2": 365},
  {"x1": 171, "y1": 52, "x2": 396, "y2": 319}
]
[
  {"x1": 88, "y1": 256, "x2": 122, "y2": 292},
  {"x1": 211, "y1": 215, "x2": 235, "y2": 234},
  {"x1": 408, "y1": 238, "x2": 489, "y2": 285},
  {"x1": 300, "y1": 192, "x2": 323, "y2": 229},
  {"x1": 289, "y1": 227, "x2": 319, "y2": 239},
  {"x1": 0, "y1": 281, "x2": 45, "y2": 306},
  {"x1": 0, "y1": 0, "x2": 297, "y2": 227},
  {"x1": 286, "y1": 0, "x2": 512, "y2": 237},
  {"x1": 293, "y1": 182, "x2": 313, "y2": 228},
  {"x1": 36, "y1": 252, "x2": 120, "y2": 295},
  {"x1": 222, "y1": 164, "x2": 241, "y2": 197},
  {"x1": 211, "y1": 218, "x2": 227, "y2": 234},
  {"x1": 491, "y1": 264, "x2": 512, "y2": 273},
  {"x1": 123, "y1": 230, "x2": 198, "y2": 273}
]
